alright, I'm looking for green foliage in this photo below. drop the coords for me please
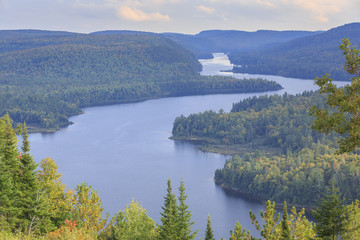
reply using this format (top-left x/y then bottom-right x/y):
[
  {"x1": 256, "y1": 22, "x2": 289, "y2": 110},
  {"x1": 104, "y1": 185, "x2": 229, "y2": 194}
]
[
  {"x1": 311, "y1": 39, "x2": 360, "y2": 154},
  {"x1": 103, "y1": 200, "x2": 158, "y2": 240},
  {"x1": 341, "y1": 200, "x2": 360, "y2": 239},
  {"x1": 0, "y1": 31, "x2": 282, "y2": 131},
  {"x1": 229, "y1": 221, "x2": 253, "y2": 240},
  {"x1": 204, "y1": 215, "x2": 215, "y2": 240},
  {"x1": 279, "y1": 201, "x2": 290, "y2": 240},
  {"x1": 178, "y1": 179, "x2": 197, "y2": 240},
  {"x1": 312, "y1": 185, "x2": 346, "y2": 239},
  {"x1": 173, "y1": 91, "x2": 337, "y2": 155},
  {"x1": 158, "y1": 179, "x2": 180, "y2": 240}
]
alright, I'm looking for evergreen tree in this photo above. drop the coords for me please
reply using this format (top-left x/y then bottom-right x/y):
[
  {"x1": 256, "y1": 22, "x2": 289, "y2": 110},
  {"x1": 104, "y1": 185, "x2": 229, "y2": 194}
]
[
  {"x1": 312, "y1": 185, "x2": 346, "y2": 240},
  {"x1": 0, "y1": 114, "x2": 21, "y2": 230},
  {"x1": 204, "y1": 215, "x2": 215, "y2": 240},
  {"x1": 280, "y1": 201, "x2": 291, "y2": 240},
  {"x1": 18, "y1": 124, "x2": 40, "y2": 234},
  {"x1": 158, "y1": 178, "x2": 179, "y2": 240},
  {"x1": 178, "y1": 179, "x2": 197, "y2": 240},
  {"x1": 229, "y1": 221, "x2": 252, "y2": 240}
]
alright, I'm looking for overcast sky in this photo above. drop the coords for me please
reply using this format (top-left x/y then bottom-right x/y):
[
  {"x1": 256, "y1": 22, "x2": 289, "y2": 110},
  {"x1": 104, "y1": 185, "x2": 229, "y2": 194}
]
[{"x1": 1, "y1": 0, "x2": 360, "y2": 34}]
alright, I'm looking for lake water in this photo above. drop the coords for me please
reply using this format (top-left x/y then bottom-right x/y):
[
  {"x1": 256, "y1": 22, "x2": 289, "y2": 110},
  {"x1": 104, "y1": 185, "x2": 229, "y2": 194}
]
[{"x1": 27, "y1": 53, "x2": 347, "y2": 239}]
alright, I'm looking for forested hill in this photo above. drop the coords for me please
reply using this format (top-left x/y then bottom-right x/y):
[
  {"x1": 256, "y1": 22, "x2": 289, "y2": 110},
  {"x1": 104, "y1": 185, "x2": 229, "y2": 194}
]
[
  {"x1": 172, "y1": 91, "x2": 360, "y2": 207},
  {"x1": 0, "y1": 30, "x2": 282, "y2": 131},
  {"x1": 91, "y1": 29, "x2": 319, "y2": 59},
  {"x1": 230, "y1": 22, "x2": 360, "y2": 81}
]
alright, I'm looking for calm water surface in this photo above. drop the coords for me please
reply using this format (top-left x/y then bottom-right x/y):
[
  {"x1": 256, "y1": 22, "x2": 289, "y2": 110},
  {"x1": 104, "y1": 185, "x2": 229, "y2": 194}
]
[{"x1": 28, "y1": 53, "x2": 347, "y2": 239}]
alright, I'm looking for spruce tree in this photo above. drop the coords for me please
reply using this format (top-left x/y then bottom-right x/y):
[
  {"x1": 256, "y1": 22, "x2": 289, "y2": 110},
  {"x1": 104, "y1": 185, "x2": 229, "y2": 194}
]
[
  {"x1": 178, "y1": 179, "x2": 197, "y2": 240},
  {"x1": 0, "y1": 114, "x2": 21, "y2": 230},
  {"x1": 204, "y1": 214, "x2": 215, "y2": 240},
  {"x1": 158, "y1": 178, "x2": 179, "y2": 240},
  {"x1": 312, "y1": 185, "x2": 346, "y2": 240},
  {"x1": 280, "y1": 201, "x2": 291, "y2": 240},
  {"x1": 18, "y1": 124, "x2": 40, "y2": 234}
]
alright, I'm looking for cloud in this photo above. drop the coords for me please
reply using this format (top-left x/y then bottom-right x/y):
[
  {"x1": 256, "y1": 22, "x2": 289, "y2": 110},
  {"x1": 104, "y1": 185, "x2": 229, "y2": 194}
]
[
  {"x1": 257, "y1": 0, "x2": 276, "y2": 8},
  {"x1": 118, "y1": 5, "x2": 170, "y2": 21},
  {"x1": 197, "y1": 5, "x2": 215, "y2": 14},
  {"x1": 293, "y1": 0, "x2": 341, "y2": 22}
]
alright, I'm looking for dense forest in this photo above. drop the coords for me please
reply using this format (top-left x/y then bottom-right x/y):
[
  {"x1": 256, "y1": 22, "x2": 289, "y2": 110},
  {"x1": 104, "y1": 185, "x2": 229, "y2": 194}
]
[
  {"x1": 172, "y1": 91, "x2": 360, "y2": 207},
  {"x1": 0, "y1": 30, "x2": 282, "y2": 131},
  {"x1": 229, "y1": 23, "x2": 360, "y2": 81}
]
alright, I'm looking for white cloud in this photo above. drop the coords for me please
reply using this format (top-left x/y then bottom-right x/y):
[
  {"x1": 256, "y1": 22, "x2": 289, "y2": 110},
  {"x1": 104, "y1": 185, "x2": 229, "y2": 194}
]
[
  {"x1": 257, "y1": 0, "x2": 276, "y2": 8},
  {"x1": 118, "y1": 5, "x2": 170, "y2": 21},
  {"x1": 197, "y1": 5, "x2": 215, "y2": 14}
]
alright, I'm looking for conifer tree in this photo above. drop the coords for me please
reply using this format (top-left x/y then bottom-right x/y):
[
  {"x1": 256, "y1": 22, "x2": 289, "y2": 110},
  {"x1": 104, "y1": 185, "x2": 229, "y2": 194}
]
[
  {"x1": 312, "y1": 185, "x2": 346, "y2": 240},
  {"x1": 279, "y1": 201, "x2": 291, "y2": 240},
  {"x1": 204, "y1": 215, "x2": 215, "y2": 240},
  {"x1": 158, "y1": 178, "x2": 179, "y2": 240},
  {"x1": 18, "y1": 124, "x2": 40, "y2": 234},
  {"x1": 0, "y1": 114, "x2": 21, "y2": 230},
  {"x1": 178, "y1": 178, "x2": 197, "y2": 240},
  {"x1": 229, "y1": 221, "x2": 252, "y2": 240}
]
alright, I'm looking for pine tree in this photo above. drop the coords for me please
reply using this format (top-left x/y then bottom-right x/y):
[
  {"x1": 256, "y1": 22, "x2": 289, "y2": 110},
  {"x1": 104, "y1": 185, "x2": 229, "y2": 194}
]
[
  {"x1": 312, "y1": 185, "x2": 346, "y2": 240},
  {"x1": 229, "y1": 221, "x2": 252, "y2": 240},
  {"x1": 279, "y1": 201, "x2": 291, "y2": 240},
  {"x1": 204, "y1": 215, "x2": 215, "y2": 240},
  {"x1": 178, "y1": 178, "x2": 197, "y2": 240},
  {"x1": 158, "y1": 178, "x2": 179, "y2": 240}
]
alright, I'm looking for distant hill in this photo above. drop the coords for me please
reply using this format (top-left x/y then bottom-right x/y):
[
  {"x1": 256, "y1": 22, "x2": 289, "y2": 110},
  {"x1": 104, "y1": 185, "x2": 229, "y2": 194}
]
[
  {"x1": 91, "y1": 29, "x2": 319, "y2": 59},
  {"x1": 230, "y1": 23, "x2": 360, "y2": 81},
  {"x1": 0, "y1": 30, "x2": 282, "y2": 131}
]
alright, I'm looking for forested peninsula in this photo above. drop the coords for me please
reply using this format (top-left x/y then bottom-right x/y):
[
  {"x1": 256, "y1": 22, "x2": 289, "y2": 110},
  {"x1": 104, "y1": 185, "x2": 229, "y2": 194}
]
[
  {"x1": 0, "y1": 30, "x2": 282, "y2": 132},
  {"x1": 172, "y1": 91, "x2": 360, "y2": 208}
]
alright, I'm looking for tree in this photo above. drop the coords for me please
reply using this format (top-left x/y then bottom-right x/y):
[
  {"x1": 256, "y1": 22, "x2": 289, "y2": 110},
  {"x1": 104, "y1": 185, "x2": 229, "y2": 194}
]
[
  {"x1": 72, "y1": 183, "x2": 108, "y2": 237},
  {"x1": 229, "y1": 221, "x2": 253, "y2": 240},
  {"x1": 312, "y1": 185, "x2": 346, "y2": 240},
  {"x1": 178, "y1": 179, "x2": 197, "y2": 240},
  {"x1": 311, "y1": 39, "x2": 360, "y2": 153},
  {"x1": 106, "y1": 200, "x2": 157, "y2": 240},
  {"x1": 37, "y1": 157, "x2": 73, "y2": 233},
  {"x1": 342, "y1": 200, "x2": 360, "y2": 239},
  {"x1": 250, "y1": 200, "x2": 280, "y2": 240},
  {"x1": 158, "y1": 178, "x2": 179, "y2": 240},
  {"x1": 17, "y1": 124, "x2": 41, "y2": 234},
  {"x1": 0, "y1": 114, "x2": 21, "y2": 230},
  {"x1": 204, "y1": 215, "x2": 215, "y2": 240},
  {"x1": 279, "y1": 201, "x2": 291, "y2": 240}
]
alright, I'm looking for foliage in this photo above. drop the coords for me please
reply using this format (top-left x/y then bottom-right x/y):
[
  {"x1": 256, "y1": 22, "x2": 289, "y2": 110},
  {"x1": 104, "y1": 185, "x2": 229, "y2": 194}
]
[
  {"x1": 229, "y1": 221, "x2": 253, "y2": 240},
  {"x1": 71, "y1": 183, "x2": 108, "y2": 236},
  {"x1": 279, "y1": 201, "x2": 290, "y2": 240},
  {"x1": 311, "y1": 39, "x2": 360, "y2": 153},
  {"x1": 173, "y1": 91, "x2": 337, "y2": 155},
  {"x1": 204, "y1": 215, "x2": 215, "y2": 240},
  {"x1": 0, "y1": 31, "x2": 282, "y2": 131},
  {"x1": 178, "y1": 179, "x2": 197, "y2": 240},
  {"x1": 312, "y1": 185, "x2": 346, "y2": 239},
  {"x1": 102, "y1": 200, "x2": 158, "y2": 240},
  {"x1": 341, "y1": 200, "x2": 360, "y2": 239}
]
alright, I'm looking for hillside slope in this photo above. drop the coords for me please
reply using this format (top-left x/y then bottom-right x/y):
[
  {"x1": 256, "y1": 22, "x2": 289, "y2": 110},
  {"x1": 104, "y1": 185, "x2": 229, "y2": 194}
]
[
  {"x1": 230, "y1": 23, "x2": 360, "y2": 81},
  {"x1": 0, "y1": 30, "x2": 282, "y2": 131}
]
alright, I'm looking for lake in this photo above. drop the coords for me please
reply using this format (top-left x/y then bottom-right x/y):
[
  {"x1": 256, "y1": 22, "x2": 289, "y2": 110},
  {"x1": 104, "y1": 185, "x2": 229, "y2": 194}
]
[{"x1": 27, "y1": 53, "x2": 347, "y2": 239}]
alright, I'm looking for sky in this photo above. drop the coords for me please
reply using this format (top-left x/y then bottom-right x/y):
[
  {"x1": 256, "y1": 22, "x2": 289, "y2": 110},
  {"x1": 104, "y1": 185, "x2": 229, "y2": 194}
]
[{"x1": 1, "y1": 0, "x2": 360, "y2": 34}]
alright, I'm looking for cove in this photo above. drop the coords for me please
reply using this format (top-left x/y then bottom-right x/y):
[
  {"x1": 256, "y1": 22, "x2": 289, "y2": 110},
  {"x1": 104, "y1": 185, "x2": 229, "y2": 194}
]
[{"x1": 27, "y1": 53, "x2": 347, "y2": 239}]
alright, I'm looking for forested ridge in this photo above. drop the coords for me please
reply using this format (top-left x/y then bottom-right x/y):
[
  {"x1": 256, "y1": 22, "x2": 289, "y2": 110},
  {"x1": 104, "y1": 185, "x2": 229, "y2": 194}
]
[
  {"x1": 172, "y1": 91, "x2": 360, "y2": 207},
  {"x1": 229, "y1": 23, "x2": 360, "y2": 81},
  {"x1": 0, "y1": 30, "x2": 282, "y2": 131}
]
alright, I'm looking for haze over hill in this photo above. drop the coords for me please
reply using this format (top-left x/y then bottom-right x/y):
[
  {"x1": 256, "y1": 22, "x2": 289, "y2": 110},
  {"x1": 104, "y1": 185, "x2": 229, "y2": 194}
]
[{"x1": 230, "y1": 23, "x2": 360, "y2": 81}]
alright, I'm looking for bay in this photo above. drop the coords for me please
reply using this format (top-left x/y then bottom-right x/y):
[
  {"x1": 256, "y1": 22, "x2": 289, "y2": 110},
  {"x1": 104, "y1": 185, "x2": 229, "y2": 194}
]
[{"x1": 27, "y1": 53, "x2": 347, "y2": 239}]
